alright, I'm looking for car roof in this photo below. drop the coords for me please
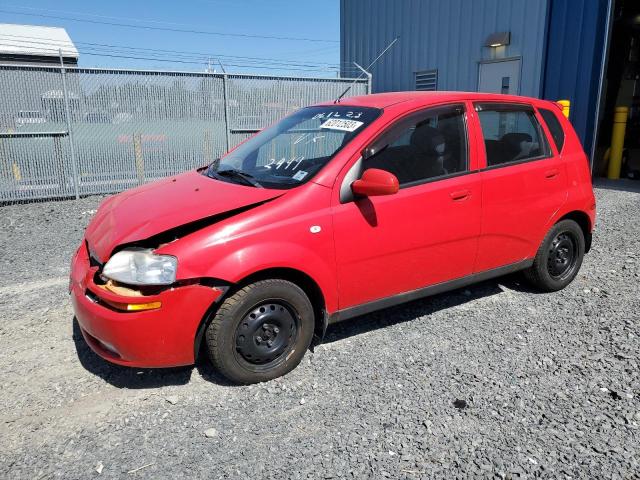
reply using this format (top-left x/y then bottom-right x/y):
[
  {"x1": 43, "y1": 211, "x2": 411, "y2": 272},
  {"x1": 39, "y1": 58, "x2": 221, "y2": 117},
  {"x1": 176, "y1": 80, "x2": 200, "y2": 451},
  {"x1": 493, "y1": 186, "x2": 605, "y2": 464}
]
[{"x1": 320, "y1": 91, "x2": 556, "y2": 109}]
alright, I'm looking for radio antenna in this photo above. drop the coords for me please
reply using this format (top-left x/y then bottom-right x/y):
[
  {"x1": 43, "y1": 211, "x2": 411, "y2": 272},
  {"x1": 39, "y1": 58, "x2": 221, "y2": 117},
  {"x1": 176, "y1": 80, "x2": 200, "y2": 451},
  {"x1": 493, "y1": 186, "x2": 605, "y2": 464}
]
[{"x1": 334, "y1": 36, "x2": 399, "y2": 104}]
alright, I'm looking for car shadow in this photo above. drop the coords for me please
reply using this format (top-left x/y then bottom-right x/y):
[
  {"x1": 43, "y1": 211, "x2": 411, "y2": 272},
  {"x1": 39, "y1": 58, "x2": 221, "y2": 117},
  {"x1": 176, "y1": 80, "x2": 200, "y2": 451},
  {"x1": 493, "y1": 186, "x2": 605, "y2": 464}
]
[
  {"x1": 323, "y1": 273, "x2": 531, "y2": 344},
  {"x1": 498, "y1": 272, "x2": 547, "y2": 294}
]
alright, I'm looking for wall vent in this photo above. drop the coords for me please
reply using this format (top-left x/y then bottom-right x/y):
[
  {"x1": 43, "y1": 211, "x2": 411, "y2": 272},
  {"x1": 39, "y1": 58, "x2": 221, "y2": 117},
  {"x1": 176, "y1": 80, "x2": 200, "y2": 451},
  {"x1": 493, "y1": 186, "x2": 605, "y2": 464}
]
[{"x1": 415, "y1": 69, "x2": 438, "y2": 91}]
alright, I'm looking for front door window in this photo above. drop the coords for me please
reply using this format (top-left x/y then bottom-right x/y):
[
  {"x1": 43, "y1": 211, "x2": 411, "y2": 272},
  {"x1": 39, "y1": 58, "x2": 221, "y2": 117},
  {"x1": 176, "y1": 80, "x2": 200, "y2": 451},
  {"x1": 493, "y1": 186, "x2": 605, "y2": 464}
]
[{"x1": 363, "y1": 104, "x2": 468, "y2": 187}]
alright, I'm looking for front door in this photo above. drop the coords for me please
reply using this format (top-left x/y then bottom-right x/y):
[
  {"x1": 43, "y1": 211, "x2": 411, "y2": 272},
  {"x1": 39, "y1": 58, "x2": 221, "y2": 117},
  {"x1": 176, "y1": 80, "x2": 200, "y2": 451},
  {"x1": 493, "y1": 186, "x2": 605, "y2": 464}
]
[
  {"x1": 478, "y1": 59, "x2": 521, "y2": 95},
  {"x1": 332, "y1": 103, "x2": 482, "y2": 310}
]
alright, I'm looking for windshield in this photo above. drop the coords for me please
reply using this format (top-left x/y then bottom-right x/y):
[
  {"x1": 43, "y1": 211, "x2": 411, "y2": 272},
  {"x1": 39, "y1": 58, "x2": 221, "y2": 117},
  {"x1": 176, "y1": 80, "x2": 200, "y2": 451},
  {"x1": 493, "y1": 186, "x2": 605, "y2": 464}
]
[{"x1": 206, "y1": 105, "x2": 381, "y2": 189}]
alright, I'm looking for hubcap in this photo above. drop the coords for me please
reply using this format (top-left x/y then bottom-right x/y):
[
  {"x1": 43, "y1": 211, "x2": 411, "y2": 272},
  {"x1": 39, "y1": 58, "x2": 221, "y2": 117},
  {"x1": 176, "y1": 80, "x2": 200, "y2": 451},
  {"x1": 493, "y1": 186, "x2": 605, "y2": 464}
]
[
  {"x1": 547, "y1": 232, "x2": 577, "y2": 279},
  {"x1": 235, "y1": 302, "x2": 297, "y2": 365}
]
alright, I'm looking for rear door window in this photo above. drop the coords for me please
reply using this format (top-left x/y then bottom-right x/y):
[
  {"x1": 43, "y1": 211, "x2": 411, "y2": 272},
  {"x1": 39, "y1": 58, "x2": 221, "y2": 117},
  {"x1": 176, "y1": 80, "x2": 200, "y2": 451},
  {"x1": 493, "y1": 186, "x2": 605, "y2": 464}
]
[
  {"x1": 539, "y1": 108, "x2": 565, "y2": 152},
  {"x1": 475, "y1": 103, "x2": 550, "y2": 167}
]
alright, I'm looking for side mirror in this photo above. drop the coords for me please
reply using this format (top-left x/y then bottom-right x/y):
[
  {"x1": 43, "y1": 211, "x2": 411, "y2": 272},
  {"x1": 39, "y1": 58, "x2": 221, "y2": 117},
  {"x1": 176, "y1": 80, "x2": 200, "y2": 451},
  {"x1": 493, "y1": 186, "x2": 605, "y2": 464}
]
[{"x1": 351, "y1": 168, "x2": 399, "y2": 197}]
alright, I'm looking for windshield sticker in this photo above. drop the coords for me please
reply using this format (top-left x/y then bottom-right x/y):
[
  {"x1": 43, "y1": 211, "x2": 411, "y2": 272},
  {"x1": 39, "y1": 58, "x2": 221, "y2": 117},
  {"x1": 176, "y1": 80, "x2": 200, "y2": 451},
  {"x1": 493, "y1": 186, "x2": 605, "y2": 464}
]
[
  {"x1": 294, "y1": 133, "x2": 325, "y2": 145},
  {"x1": 320, "y1": 118, "x2": 364, "y2": 132},
  {"x1": 292, "y1": 170, "x2": 308, "y2": 181},
  {"x1": 265, "y1": 156, "x2": 305, "y2": 170},
  {"x1": 312, "y1": 111, "x2": 365, "y2": 120}
]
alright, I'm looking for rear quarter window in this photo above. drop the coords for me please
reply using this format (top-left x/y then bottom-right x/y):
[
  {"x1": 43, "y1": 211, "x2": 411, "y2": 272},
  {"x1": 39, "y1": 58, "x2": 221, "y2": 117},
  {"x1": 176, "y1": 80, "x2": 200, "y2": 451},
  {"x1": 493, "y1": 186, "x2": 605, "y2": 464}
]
[{"x1": 539, "y1": 108, "x2": 565, "y2": 152}]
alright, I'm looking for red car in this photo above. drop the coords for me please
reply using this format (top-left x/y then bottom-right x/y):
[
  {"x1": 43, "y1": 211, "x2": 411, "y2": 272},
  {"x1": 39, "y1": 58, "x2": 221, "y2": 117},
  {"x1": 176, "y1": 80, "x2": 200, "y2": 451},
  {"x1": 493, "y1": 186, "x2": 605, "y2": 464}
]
[{"x1": 70, "y1": 92, "x2": 596, "y2": 384}]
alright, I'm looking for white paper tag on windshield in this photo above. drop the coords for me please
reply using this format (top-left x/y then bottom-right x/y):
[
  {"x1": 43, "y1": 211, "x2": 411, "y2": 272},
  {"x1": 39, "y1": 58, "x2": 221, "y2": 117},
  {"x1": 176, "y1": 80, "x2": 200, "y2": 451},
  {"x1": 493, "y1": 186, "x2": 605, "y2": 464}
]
[
  {"x1": 320, "y1": 118, "x2": 364, "y2": 132},
  {"x1": 292, "y1": 170, "x2": 308, "y2": 181}
]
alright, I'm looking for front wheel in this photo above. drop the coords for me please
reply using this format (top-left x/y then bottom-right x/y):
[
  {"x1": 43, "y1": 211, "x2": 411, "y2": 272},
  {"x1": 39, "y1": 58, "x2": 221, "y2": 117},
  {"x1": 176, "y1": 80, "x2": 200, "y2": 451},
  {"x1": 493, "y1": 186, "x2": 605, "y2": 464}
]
[
  {"x1": 524, "y1": 219, "x2": 585, "y2": 292},
  {"x1": 205, "y1": 279, "x2": 315, "y2": 384}
]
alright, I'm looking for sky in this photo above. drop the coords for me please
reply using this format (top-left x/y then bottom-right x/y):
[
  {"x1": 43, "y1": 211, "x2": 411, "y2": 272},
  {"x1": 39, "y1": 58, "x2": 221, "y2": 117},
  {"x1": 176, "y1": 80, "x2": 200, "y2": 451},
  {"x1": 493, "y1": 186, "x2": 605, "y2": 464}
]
[{"x1": 0, "y1": 0, "x2": 346, "y2": 77}]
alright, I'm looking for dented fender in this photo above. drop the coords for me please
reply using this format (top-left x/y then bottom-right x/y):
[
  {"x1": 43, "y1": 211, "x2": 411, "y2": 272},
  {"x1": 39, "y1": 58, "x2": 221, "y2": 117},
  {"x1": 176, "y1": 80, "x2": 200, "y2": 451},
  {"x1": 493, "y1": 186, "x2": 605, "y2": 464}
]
[
  {"x1": 156, "y1": 183, "x2": 339, "y2": 313},
  {"x1": 163, "y1": 239, "x2": 338, "y2": 314}
]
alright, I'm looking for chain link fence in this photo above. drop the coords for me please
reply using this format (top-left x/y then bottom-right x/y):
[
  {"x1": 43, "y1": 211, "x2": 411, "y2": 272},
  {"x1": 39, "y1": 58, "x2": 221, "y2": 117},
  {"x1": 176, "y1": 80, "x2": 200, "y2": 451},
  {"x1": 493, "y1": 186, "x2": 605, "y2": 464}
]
[{"x1": 0, "y1": 64, "x2": 369, "y2": 203}]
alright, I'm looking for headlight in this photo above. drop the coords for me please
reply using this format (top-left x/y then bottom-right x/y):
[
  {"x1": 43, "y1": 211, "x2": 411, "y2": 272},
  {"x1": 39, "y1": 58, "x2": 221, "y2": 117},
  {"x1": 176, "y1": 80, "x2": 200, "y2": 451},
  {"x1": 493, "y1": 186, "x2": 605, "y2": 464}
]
[{"x1": 102, "y1": 249, "x2": 177, "y2": 286}]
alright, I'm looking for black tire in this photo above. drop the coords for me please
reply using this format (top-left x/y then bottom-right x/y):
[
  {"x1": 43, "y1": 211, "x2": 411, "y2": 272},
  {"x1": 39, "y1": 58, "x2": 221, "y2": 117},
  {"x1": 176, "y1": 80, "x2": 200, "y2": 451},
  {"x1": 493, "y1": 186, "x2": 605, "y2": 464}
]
[
  {"x1": 205, "y1": 279, "x2": 314, "y2": 384},
  {"x1": 524, "y1": 219, "x2": 585, "y2": 292}
]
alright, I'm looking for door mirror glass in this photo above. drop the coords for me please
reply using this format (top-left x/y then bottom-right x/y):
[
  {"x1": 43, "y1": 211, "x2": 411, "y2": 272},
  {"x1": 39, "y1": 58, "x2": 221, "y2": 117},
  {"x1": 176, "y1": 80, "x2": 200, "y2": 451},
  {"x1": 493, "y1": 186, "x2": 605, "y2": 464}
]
[{"x1": 351, "y1": 168, "x2": 399, "y2": 197}]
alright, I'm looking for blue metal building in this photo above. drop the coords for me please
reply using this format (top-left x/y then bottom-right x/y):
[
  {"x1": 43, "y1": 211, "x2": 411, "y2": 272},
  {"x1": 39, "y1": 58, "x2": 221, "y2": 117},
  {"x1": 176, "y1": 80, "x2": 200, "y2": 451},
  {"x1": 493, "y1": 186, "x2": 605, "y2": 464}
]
[{"x1": 340, "y1": 0, "x2": 627, "y2": 174}]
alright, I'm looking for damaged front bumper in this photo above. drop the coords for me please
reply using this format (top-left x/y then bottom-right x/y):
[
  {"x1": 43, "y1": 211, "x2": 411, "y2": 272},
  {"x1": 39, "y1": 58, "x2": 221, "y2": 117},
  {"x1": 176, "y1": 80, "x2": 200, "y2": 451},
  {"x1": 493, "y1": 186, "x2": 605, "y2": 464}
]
[{"x1": 70, "y1": 241, "x2": 223, "y2": 368}]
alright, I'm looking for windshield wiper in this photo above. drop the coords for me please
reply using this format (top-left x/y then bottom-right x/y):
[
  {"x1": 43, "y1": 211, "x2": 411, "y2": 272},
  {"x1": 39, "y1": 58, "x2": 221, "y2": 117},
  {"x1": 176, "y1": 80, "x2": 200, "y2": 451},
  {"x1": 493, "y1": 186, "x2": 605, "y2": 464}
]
[{"x1": 214, "y1": 168, "x2": 263, "y2": 188}]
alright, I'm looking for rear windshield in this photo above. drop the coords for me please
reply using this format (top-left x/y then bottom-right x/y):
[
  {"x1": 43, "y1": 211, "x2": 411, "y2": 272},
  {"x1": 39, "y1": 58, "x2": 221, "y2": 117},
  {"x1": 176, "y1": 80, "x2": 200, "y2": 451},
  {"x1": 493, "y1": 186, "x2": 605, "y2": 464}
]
[{"x1": 206, "y1": 106, "x2": 382, "y2": 189}]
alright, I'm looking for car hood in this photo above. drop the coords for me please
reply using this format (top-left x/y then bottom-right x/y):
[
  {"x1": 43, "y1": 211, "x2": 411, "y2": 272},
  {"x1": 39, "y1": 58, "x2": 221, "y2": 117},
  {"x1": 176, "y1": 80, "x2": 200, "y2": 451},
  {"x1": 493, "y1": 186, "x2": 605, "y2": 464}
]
[{"x1": 85, "y1": 170, "x2": 284, "y2": 261}]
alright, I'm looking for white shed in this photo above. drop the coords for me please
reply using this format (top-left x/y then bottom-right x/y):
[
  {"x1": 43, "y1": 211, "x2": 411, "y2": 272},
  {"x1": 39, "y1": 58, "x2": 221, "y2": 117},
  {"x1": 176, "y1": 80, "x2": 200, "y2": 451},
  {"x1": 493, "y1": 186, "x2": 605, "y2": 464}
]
[{"x1": 0, "y1": 23, "x2": 79, "y2": 65}]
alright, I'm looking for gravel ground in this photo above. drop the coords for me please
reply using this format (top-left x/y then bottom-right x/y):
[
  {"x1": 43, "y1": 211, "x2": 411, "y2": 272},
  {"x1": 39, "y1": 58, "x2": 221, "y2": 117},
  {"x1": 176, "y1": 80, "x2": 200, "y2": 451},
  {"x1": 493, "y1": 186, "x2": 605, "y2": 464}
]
[{"x1": 0, "y1": 184, "x2": 639, "y2": 479}]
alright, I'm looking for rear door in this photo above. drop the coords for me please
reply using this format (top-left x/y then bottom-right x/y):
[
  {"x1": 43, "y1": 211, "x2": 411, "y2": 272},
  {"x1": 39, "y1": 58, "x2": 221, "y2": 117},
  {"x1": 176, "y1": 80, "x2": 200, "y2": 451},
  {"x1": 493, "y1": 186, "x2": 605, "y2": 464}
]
[
  {"x1": 473, "y1": 102, "x2": 567, "y2": 272},
  {"x1": 332, "y1": 103, "x2": 482, "y2": 309}
]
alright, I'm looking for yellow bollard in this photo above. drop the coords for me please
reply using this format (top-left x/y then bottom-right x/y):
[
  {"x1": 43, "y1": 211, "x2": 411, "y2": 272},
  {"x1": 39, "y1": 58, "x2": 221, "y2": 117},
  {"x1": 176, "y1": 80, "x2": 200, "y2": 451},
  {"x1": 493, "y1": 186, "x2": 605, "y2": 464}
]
[
  {"x1": 558, "y1": 100, "x2": 571, "y2": 119},
  {"x1": 607, "y1": 106, "x2": 629, "y2": 180}
]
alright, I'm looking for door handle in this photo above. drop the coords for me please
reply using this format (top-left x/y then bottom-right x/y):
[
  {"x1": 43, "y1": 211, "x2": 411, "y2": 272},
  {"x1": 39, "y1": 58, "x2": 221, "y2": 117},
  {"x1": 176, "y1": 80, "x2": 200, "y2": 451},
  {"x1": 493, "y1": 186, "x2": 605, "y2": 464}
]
[
  {"x1": 450, "y1": 189, "x2": 471, "y2": 201},
  {"x1": 545, "y1": 169, "x2": 560, "y2": 179}
]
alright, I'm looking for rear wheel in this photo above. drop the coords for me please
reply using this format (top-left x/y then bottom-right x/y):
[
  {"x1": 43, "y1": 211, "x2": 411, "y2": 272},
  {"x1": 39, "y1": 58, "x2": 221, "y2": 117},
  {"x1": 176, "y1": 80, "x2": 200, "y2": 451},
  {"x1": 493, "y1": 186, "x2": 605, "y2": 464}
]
[
  {"x1": 205, "y1": 279, "x2": 314, "y2": 384},
  {"x1": 524, "y1": 219, "x2": 585, "y2": 292}
]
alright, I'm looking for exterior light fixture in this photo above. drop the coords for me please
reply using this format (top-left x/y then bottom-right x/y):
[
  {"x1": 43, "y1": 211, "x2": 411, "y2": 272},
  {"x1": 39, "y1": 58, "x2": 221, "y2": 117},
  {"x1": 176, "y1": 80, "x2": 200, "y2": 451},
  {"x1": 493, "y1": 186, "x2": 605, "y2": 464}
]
[{"x1": 484, "y1": 32, "x2": 511, "y2": 48}]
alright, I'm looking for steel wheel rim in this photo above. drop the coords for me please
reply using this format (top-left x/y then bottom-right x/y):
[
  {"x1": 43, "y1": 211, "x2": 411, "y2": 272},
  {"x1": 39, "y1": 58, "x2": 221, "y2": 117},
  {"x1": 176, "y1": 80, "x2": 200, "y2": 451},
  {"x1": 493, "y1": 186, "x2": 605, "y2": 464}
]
[
  {"x1": 547, "y1": 231, "x2": 578, "y2": 280},
  {"x1": 234, "y1": 300, "x2": 299, "y2": 367}
]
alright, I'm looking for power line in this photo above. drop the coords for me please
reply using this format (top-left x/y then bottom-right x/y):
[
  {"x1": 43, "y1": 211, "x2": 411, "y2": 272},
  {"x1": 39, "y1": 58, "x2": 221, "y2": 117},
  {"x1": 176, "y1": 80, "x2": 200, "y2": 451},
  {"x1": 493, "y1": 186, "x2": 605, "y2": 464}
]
[
  {"x1": 0, "y1": 8, "x2": 340, "y2": 43},
  {"x1": 2, "y1": 4, "x2": 238, "y2": 27},
  {"x1": 268, "y1": 45, "x2": 340, "y2": 57},
  {"x1": 0, "y1": 33, "x2": 348, "y2": 68},
  {"x1": 0, "y1": 42, "x2": 351, "y2": 74},
  {"x1": 0, "y1": 33, "x2": 361, "y2": 72},
  {"x1": 0, "y1": 38, "x2": 336, "y2": 68},
  {"x1": 0, "y1": 40, "x2": 353, "y2": 73}
]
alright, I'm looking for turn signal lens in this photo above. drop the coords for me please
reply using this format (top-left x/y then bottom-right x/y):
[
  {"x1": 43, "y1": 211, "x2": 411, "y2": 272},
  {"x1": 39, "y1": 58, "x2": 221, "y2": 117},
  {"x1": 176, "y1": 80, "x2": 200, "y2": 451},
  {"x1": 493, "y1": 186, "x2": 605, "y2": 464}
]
[
  {"x1": 126, "y1": 301, "x2": 162, "y2": 311},
  {"x1": 102, "y1": 299, "x2": 162, "y2": 312}
]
